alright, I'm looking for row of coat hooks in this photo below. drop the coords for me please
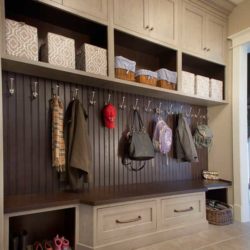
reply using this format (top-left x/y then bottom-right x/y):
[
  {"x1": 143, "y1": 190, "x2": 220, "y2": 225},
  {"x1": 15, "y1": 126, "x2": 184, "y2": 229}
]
[
  {"x1": 89, "y1": 91, "x2": 207, "y2": 120},
  {"x1": 7, "y1": 79, "x2": 207, "y2": 120},
  {"x1": 8, "y1": 79, "x2": 80, "y2": 100}
]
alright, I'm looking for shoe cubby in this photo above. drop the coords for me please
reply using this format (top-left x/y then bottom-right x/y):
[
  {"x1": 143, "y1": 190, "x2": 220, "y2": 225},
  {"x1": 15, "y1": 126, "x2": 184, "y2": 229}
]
[
  {"x1": 114, "y1": 30, "x2": 177, "y2": 72},
  {"x1": 4, "y1": 0, "x2": 108, "y2": 68},
  {"x1": 182, "y1": 53, "x2": 225, "y2": 99},
  {"x1": 9, "y1": 207, "x2": 75, "y2": 250}
]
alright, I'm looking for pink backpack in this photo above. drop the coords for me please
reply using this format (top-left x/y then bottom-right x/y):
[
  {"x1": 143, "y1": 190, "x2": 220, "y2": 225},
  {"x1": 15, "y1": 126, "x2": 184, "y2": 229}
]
[{"x1": 153, "y1": 118, "x2": 172, "y2": 155}]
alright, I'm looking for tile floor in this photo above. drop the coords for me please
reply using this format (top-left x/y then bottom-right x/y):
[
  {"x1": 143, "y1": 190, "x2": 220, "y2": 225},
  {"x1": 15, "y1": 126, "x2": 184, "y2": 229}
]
[{"x1": 136, "y1": 222, "x2": 250, "y2": 250}]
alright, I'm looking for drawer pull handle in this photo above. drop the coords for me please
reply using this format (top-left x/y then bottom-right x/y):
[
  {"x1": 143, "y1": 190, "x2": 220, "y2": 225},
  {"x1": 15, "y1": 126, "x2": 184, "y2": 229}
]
[
  {"x1": 116, "y1": 216, "x2": 142, "y2": 224},
  {"x1": 174, "y1": 207, "x2": 193, "y2": 213}
]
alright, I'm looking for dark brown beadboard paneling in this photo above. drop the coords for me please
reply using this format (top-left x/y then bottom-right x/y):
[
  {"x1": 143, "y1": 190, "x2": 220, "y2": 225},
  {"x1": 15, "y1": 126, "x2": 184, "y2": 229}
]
[{"x1": 3, "y1": 71, "x2": 208, "y2": 196}]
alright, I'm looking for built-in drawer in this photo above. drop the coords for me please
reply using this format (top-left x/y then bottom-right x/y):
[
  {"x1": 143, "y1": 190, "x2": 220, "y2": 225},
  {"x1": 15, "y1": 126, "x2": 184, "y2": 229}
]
[
  {"x1": 159, "y1": 193, "x2": 205, "y2": 229},
  {"x1": 96, "y1": 200, "x2": 157, "y2": 244}
]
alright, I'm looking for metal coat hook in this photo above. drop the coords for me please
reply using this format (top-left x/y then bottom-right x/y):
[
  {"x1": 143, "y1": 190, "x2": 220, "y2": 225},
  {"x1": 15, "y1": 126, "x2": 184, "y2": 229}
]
[
  {"x1": 167, "y1": 104, "x2": 174, "y2": 115},
  {"x1": 186, "y1": 107, "x2": 192, "y2": 117},
  {"x1": 89, "y1": 91, "x2": 96, "y2": 105},
  {"x1": 32, "y1": 81, "x2": 38, "y2": 99},
  {"x1": 52, "y1": 84, "x2": 60, "y2": 97},
  {"x1": 133, "y1": 98, "x2": 139, "y2": 110},
  {"x1": 9, "y1": 77, "x2": 15, "y2": 96},
  {"x1": 195, "y1": 108, "x2": 201, "y2": 118},
  {"x1": 105, "y1": 93, "x2": 111, "y2": 105},
  {"x1": 179, "y1": 105, "x2": 183, "y2": 114},
  {"x1": 156, "y1": 102, "x2": 163, "y2": 114},
  {"x1": 145, "y1": 100, "x2": 152, "y2": 113},
  {"x1": 119, "y1": 96, "x2": 126, "y2": 110},
  {"x1": 72, "y1": 88, "x2": 79, "y2": 100}
]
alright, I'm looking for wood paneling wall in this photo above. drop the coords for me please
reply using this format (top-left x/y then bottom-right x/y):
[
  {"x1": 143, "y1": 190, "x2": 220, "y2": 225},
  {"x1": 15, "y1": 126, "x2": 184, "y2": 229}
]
[{"x1": 3, "y1": 71, "x2": 208, "y2": 196}]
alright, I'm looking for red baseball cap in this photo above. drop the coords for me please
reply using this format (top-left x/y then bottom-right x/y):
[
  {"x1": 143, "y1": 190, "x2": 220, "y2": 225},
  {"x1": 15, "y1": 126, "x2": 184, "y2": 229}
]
[{"x1": 102, "y1": 103, "x2": 117, "y2": 129}]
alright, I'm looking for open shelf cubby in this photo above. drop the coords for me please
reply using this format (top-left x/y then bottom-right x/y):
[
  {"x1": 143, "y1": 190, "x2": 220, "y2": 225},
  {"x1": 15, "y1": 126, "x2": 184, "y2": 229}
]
[
  {"x1": 5, "y1": 0, "x2": 108, "y2": 64},
  {"x1": 114, "y1": 30, "x2": 177, "y2": 72},
  {"x1": 182, "y1": 53, "x2": 225, "y2": 99},
  {"x1": 9, "y1": 208, "x2": 75, "y2": 249}
]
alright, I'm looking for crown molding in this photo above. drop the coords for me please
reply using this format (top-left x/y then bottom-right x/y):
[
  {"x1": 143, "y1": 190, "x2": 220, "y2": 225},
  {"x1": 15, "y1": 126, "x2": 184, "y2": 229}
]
[{"x1": 190, "y1": 0, "x2": 235, "y2": 16}]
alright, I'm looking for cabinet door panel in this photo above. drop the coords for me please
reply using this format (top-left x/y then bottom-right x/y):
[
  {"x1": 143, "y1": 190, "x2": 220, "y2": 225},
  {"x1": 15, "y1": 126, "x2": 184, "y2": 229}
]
[
  {"x1": 63, "y1": 0, "x2": 108, "y2": 21},
  {"x1": 206, "y1": 16, "x2": 226, "y2": 63},
  {"x1": 149, "y1": 0, "x2": 177, "y2": 45},
  {"x1": 113, "y1": 0, "x2": 148, "y2": 35},
  {"x1": 182, "y1": 3, "x2": 205, "y2": 55}
]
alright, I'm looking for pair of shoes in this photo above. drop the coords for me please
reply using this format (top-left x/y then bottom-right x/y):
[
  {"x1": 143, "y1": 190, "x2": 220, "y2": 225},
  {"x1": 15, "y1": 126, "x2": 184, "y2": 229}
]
[
  {"x1": 33, "y1": 242, "x2": 43, "y2": 250},
  {"x1": 54, "y1": 235, "x2": 70, "y2": 250},
  {"x1": 34, "y1": 240, "x2": 52, "y2": 250},
  {"x1": 10, "y1": 230, "x2": 28, "y2": 250}
]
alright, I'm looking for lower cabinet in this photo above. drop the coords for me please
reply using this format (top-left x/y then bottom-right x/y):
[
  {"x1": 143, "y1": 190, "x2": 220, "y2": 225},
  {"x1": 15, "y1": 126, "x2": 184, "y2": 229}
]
[{"x1": 78, "y1": 192, "x2": 207, "y2": 250}]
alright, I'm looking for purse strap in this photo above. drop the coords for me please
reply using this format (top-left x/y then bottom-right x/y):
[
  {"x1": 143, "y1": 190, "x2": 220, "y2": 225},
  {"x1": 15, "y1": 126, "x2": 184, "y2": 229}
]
[
  {"x1": 131, "y1": 109, "x2": 144, "y2": 131},
  {"x1": 122, "y1": 158, "x2": 146, "y2": 171}
]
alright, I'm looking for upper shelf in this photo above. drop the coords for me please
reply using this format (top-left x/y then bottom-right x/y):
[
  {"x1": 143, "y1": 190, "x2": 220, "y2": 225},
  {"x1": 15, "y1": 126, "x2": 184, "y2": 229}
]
[{"x1": 1, "y1": 54, "x2": 228, "y2": 107}]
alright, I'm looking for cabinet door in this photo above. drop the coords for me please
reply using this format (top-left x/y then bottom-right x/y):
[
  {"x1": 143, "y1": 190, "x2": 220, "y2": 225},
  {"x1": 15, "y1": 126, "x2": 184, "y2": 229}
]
[
  {"x1": 63, "y1": 0, "x2": 108, "y2": 21},
  {"x1": 206, "y1": 15, "x2": 226, "y2": 63},
  {"x1": 182, "y1": 3, "x2": 206, "y2": 56},
  {"x1": 148, "y1": 0, "x2": 177, "y2": 45},
  {"x1": 113, "y1": 0, "x2": 149, "y2": 35}
]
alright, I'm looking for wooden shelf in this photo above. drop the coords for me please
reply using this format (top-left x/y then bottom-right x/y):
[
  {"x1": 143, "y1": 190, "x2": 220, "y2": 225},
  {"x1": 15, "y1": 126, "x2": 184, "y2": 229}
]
[{"x1": 1, "y1": 55, "x2": 228, "y2": 107}]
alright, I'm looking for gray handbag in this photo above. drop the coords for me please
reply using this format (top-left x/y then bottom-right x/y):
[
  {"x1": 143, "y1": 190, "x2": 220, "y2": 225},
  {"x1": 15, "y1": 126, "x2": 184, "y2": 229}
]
[{"x1": 122, "y1": 109, "x2": 154, "y2": 171}]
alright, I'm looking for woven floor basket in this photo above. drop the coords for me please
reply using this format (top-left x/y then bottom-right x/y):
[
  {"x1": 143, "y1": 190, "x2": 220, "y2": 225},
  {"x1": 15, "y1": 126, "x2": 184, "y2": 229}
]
[{"x1": 206, "y1": 202, "x2": 233, "y2": 225}]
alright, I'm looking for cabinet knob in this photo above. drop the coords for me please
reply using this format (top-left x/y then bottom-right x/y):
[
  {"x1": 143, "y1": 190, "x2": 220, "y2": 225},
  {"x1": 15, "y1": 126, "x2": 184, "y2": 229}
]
[
  {"x1": 203, "y1": 47, "x2": 207, "y2": 51},
  {"x1": 207, "y1": 48, "x2": 210, "y2": 52},
  {"x1": 150, "y1": 27, "x2": 154, "y2": 31},
  {"x1": 145, "y1": 25, "x2": 149, "y2": 29}
]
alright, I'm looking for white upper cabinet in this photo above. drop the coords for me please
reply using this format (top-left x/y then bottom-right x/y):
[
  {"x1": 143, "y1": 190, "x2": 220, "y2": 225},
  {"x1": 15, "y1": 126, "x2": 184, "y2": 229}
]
[
  {"x1": 206, "y1": 15, "x2": 226, "y2": 63},
  {"x1": 113, "y1": 0, "x2": 149, "y2": 36},
  {"x1": 113, "y1": 0, "x2": 177, "y2": 46},
  {"x1": 148, "y1": 0, "x2": 177, "y2": 45},
  {"x1": 62, "y1": 0, "x2": 108, "y2": 21},
  {"x1": 182, "y1": 3, "x2": 205, "y2": 55},
  {"x1": 182, "y1": 1, "x2": 226, "y2": 64}
]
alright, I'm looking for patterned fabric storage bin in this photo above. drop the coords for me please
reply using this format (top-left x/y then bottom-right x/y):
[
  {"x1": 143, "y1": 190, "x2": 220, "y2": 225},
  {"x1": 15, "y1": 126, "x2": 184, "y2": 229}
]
[
  {"x1": 76, "y1": 43, "x2": 107, "y2": 76},
  {"x1": 5, "y1": 19, "x2": 38, "y2": 61},
  {"x1": 41, "y1": 32, "x2": 75, "y2": 69},
  {"x1": 135, "y1": 69, "x2": 157, "y2": 86},
  {"x1": 157, "y1": 68, "x2": 177, "y2": 90},
  {"x1": 182, "y1": 71, "x2": 195, "y2": 95},
  {"x1": 210, "y1": 79, "x2": 223, "y2": 100},
  {"x1": 115, "y1": 56, "x2": 136, "y2": 81},
  {"x1": 196, "y1": 75, "x2": 210, "y2": 98}
]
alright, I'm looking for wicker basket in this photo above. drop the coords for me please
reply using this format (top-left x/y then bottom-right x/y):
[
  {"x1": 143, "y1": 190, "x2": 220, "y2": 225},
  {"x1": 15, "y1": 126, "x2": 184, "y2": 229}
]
[
  {"x1": 115, "y1": 68, "x2": 135, "y2": 81},
  {"x1": 135, "y1": 69, "x2": 157, "y2": 86},
  {"x1": 157, "y1": 80, "x2": 176, "y2": 90},
  {"x1": 136, "y1": 75, "x2": 157, "y2": 86},
  {"x1": 206, "y1": 201, "x2": 233, "y2": 225},
  {"x1": 115, "y1": 56, "x2": 136, "y2": 82}
]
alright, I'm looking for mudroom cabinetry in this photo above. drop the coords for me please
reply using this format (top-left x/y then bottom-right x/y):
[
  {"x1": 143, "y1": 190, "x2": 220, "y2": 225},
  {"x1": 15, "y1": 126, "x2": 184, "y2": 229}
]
[
  {"x1": 182, "y1": 1, "x2": 226, "y2": 64},
  {"x1": 113, "y1": 0, "x2": 178, "y2": 46},
  {"x1": 0, "y1": 0, "x2": 232, "y2": 249}
]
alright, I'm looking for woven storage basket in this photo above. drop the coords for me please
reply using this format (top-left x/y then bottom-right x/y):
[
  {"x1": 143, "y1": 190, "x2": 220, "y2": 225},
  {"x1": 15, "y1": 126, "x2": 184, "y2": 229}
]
[
  {"x1": 206, "y1": 201, "x2": 233, "y2": 225},
  {"x1": 115, "y1": 68, "x2": 135, "y2": 81},
  {"x1": 157, "y1": 68, "x2": 177, "y2": 90},
  {"x1": 115, "y1": 56, "x2": 136, "y2": 81},
  {"x1": 135, "y1": 69, "x2": 157, "y2": 86}
]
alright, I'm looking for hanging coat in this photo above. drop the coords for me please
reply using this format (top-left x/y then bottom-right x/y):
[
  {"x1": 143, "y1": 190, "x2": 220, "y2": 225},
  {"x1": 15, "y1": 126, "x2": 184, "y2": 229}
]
[
  {"x1": 176, "y1": 114, "x2": 198, "y2": 162},
  {"x1": 64, "y1": 99, "x2": 92, "y2": 191}
]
